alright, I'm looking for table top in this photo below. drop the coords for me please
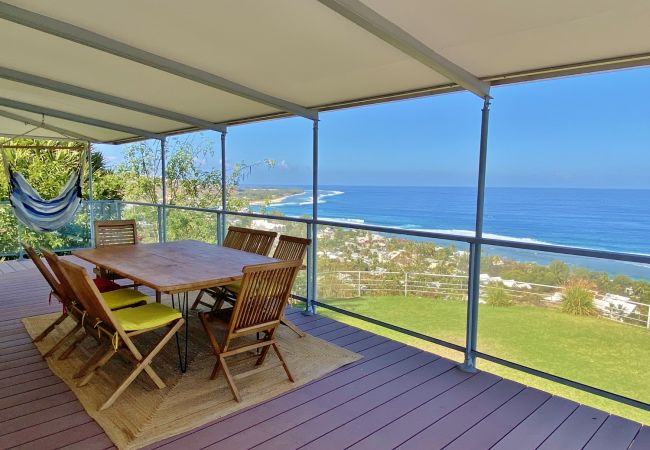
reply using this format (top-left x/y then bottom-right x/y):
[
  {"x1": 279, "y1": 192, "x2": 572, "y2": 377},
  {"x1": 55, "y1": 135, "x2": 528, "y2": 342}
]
[{"x1": 73, "y1": 240, "x2": 278, "y2": 294}]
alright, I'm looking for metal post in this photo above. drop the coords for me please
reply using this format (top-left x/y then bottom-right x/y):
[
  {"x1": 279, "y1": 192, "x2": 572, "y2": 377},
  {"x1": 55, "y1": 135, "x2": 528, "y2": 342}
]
[
  {"x1": 87, "y1": 142, "x2": 95, "y2": 247},
  {"x1": 160, "y1": 138, "x2": 167, "y2": 242},
  {"x1": 460, "y1": 96, "x2": 491, "y2": 373},
  {"x1": 404, "y1": 272, "x2": 408, "y2": 296},
  {"x1": 17, "y1": 222, "x2": 24, "y2": 259},
  {"x1": 219, "y1": 131, "x2": 227, "y2": 244},
  {"x1": 358, "y1": 271, "x2": 362, "y2": 297},
  {"x1": 305, "y1": 119, "x2": 319, "y2": 315}
]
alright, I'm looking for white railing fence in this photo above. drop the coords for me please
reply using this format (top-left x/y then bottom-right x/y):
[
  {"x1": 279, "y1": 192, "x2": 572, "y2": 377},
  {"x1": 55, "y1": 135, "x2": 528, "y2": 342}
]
[{"x1": 318, "y1": 269, "x2": 650, "y2": 330}]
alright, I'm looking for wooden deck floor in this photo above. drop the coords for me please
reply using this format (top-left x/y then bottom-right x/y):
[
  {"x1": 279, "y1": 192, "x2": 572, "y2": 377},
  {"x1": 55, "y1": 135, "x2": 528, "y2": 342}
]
[{"x1": 0, "y1": 258, "x2": 648, "y2": 450}]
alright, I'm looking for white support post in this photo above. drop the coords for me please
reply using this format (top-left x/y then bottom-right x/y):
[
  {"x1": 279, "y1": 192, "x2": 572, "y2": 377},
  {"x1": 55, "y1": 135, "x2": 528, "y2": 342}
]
[
  {"x1": 404, "y1": 272, "x2": 408, "y2": 296},
  {"x1": 358, "y1": 271, "x2": 362, "y2": 297}
]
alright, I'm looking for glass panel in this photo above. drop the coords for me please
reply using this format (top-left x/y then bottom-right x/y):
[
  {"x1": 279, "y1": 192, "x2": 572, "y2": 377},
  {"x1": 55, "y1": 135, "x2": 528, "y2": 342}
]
[
  {"x1": 225, "y1": 214, "x2": 309, "y2": 299},
  {"x1": 315, "y1": 93, "x2": 480, "y2": 232},
  {"x1": 226, "y1": 117, "x2": 312, "y2": 217},
  {"x1": 120, "y1": 204, "x2": 160, "y2": 244},
  {"x1": 485, "y1": 67, "x2": 650, "y2": 253},
  {"x1": 0, "y1": 202, "x2": 20, "y2": 257},
  {"x1": 317, "y1": 224, "x2": 469, "y2": 361},
  {"x1": 477, "y1": 245, "x2": 650, "y2": 424},
  {"x1": 166, "y1": 208, "x2": 218, "y2": 244},
  {"x1": 95, "y1": 140, "x2": 163, "y2": 204},
  {"x1": 163, "y1": 133, "x2": 222, "y2": 209},
  {"x1": 19, "y1": 202, "x2": 92, "y2": 252}
]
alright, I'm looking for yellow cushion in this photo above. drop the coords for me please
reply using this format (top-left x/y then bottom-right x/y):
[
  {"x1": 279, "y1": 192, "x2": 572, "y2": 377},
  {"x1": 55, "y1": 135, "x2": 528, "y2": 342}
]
[
  {"x1": 101, "y1": 289, "x2": 149, "y2": 310},
  {"x1": 225, "y1": 280, "x2": 241, "y2": 293},
  {"x1": 113, "y1": 303, "x2": 182, "y2": 331}
]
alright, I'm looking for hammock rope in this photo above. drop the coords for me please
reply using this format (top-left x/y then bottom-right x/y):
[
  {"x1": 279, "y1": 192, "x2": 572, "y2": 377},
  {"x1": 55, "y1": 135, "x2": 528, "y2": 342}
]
[{"x1": 1, "y1": 139, "x2": 87, "y2": 232}]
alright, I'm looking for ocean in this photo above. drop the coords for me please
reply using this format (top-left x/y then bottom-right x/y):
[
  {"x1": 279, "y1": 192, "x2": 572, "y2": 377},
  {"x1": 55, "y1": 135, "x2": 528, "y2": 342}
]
[{"x1": 251, "y1": 186, "x2": 650, "y2": 279}]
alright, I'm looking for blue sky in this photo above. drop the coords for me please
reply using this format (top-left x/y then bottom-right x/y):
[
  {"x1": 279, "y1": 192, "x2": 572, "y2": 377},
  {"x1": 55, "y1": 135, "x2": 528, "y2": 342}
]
[{"x1": 98, "y1": 66, "x2": 650, "y2": 189}]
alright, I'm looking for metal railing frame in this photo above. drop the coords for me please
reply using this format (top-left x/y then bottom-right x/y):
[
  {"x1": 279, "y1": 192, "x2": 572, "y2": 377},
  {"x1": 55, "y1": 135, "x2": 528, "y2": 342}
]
[{"x1": 4, "y1": 95, "x2": 650, "y2": 412}]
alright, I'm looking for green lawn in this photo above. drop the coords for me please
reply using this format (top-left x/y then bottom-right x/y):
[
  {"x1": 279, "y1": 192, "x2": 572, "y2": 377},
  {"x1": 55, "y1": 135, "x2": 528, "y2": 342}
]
[{"x1": 318, "y1": 295, "x2": 650, "y2": 425}]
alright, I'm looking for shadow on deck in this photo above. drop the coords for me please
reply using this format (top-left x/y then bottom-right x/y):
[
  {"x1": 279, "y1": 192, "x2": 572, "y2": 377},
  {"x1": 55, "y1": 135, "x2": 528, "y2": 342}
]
[{"x1": 0, "y1": 258, "x2": 648, "y2": 449}]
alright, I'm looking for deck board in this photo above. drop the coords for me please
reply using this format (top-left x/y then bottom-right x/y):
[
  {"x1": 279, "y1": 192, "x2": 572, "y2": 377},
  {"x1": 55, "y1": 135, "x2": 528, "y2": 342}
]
[{"x1": 0, "y1": 258, "x2": 647, "y2": 450}]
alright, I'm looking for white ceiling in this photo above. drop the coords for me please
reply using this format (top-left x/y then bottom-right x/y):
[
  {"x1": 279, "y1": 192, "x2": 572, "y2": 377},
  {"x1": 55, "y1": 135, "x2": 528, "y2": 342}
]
[{"x1": 0, "y1": 0, "x2": 648, "y2": 143}]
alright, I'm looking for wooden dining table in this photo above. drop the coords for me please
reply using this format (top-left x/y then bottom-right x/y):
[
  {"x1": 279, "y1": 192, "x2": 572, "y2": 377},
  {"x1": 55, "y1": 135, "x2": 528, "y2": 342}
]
[{"x1": 74, "y1": 239, "x2": 279, "y2": 372}]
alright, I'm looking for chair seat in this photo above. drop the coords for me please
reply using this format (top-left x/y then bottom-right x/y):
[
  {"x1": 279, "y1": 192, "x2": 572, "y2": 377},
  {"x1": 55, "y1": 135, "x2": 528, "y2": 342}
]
[
  {"x1": 93, "y1": 277, "x2": 121, "y2": 292},
  {"x1": 224, "y1": 280, "x2": 241, "y2": 293},
  {"x1": 114, "y1": 303, "x2": 182, "y2": 331},
  {"x1": 102, "y1": 289, "x2": 150, "y2": 310},
  {"x1": 93, "y1": 266, "x2": 126, "y2": 280}
]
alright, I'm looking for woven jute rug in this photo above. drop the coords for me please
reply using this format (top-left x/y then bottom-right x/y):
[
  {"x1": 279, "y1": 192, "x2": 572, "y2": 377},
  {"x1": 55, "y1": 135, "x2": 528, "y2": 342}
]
[{"x1": 23, "y1": 308, "x2": 360, "y2": 449}]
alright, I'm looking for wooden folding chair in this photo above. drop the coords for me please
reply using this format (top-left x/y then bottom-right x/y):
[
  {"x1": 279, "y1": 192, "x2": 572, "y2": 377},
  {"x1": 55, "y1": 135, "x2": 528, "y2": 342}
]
[
  {"x1": 22, "y1": 244, "x2": 70, "y2": 344},
  {"x1": 92, "y1": 219, "x2": 138, "y2": 282},
  {"x1": 25, "y1": 243, "x2": 121, "y2": 349},
  {"x1": 59, "y1": 259, "x2": 184, "y2": 410},
  {"x1": 191, "y1": 226, "x2": 277, "y2": 310},
  {"x1": 40, "y1": 248, "x2": 148, "y2": 360},
  {"x1": 199, "y1": 259, "x2": 302, "y2": 402},
  {"x1": 205, "y1": 235, "x2": 311, "y2": 337}
]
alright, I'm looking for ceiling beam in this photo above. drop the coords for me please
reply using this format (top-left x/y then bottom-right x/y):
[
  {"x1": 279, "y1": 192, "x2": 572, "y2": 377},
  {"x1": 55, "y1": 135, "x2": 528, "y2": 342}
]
[
  {"x1": 0, "y1": 1, "x2": 318, "y2": 121},
  {"x1": 0, "y1": 67, "x2": 227, "y2": 133},
  {"x1": 318, "y1": 0, "x2": 490, "y2": 98},
  {"x1": 0, "y1": 98, "x2": 164, "y2": 140},
  {"x1": 0, "y1": 108, "x2": 100, "y2": 142}
]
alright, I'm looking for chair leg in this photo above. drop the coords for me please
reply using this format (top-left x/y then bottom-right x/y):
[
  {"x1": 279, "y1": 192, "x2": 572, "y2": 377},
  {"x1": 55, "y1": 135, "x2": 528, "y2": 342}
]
[
  {"x1": 74, "y1": 344, "x2": 109, "y2": 379},
  {"x1": 78, "y1": 346, "x2": 116, "y2": 387},
  {"x1": 43, "y1": 322, "x2": 81, "y2": 358},
  {"x1": 255, "y1": 341, "x2": 272, "y2": 366},
  {"x1": 281, "y1": 317, "x2": 305, "y2": 338},
  {"x1": 210, "y1": 358, "x2": 222, "y2": 380},
  {"x1": 99, "y1": 319, "x2": 183, "y2": 410},
  {"x1": 219, "y1": 356, "x2": 241, "y2": 402},
  {"x1": 272, "y1": 342, "x2": 294, "y2": 382},
  {"x1": 33, "y1": 312, "x2": 68, "y2": 343},
  {"x1": 58, "y1": 331, "x2": 89, "y2": 360},
  {"x1": 190, "y1": 290, "x2": 206, "y2": 310}
]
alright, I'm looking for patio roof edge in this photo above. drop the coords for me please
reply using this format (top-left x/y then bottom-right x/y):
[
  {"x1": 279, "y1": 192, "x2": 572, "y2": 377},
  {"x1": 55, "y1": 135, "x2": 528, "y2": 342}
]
[{"x1": 105, "y1": 51, "x2": 650, "y2": 145}]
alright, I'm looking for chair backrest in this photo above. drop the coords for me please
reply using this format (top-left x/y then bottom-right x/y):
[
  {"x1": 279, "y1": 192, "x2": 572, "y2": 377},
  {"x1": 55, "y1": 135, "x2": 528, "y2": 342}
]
[
  {"x1": 230, "y1": 260, "x2": 302, "y2": 335},
  {"x1": 22, "y1": 244, "x2": 66, "y2": 301},
  {"x1": 58, "y1": 259, "x2": 123, "y2": 339},
  {"x1": 222, "y1": 226, "x2": 249, "y2": 250},
  {"x1": 40, "y1": 248, "x2": 76, "y2": 304},
  {"x1": 94, "y1": 220, "x2": 137, "y2": 248},
  {"x1": 224, "y1": 226, "x2": 277, "y2": 256},
  {"x1": 273, "y1": 235, "x2": 311, "y2": 262}
]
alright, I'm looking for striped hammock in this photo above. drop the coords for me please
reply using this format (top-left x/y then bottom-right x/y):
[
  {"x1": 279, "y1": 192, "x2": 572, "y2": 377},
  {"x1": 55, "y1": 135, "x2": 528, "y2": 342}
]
[
  {"x1": 8, "y1": 169, "x2": 83, "y2": 232},
  {"x1": 2, "y1": 148, "x2": 85, "y2": 232}
]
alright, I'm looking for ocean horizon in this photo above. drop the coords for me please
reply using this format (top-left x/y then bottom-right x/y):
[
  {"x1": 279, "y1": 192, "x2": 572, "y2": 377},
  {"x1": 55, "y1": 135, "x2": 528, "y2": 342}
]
[{"x1": 247, "y1": 185, "x2": 650, "y2": 279}]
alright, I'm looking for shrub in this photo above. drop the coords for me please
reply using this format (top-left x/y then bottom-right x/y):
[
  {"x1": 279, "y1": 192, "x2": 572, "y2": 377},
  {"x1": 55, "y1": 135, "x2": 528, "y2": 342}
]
[
  {"x1": 562, "y1": 279, "x2": 597, "y2": 316},
  {"x1": 485, "y1": 284, "x2": 514, "y2": 307}
]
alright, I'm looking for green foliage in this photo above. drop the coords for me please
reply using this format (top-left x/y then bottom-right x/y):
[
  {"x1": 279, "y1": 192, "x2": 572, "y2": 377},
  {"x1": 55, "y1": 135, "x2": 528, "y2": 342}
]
[
  {"x1": 562, "y1": 279, "x2": 597, "y2": 316},
  {"x1": 485, "y1": 284, "x2": 514, "y2": 307}
]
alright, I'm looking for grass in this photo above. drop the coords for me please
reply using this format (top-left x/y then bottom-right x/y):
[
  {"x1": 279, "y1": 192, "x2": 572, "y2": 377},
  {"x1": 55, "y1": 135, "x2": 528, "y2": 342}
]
[{"x1": 317, "y1": 295, "x2": 650, "y2": 425}]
